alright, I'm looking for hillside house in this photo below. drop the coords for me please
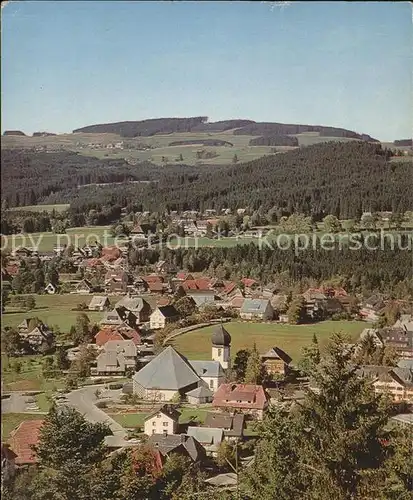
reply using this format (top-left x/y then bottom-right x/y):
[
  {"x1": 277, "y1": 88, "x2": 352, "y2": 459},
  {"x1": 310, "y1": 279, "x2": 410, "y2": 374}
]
[
  {"x1": 149, "y1": 306, "x2": 179, "y2": 330},
  {"x1": 360, "y1": 294, "x2": 386, "y2": 322},
  {"x1": 212, "y1": 383, "x2": 270, "y2": 420},
  {"x1": 186, "y1": 385, "x2": 214, "y2": 404},
  {"x1": 357, "y1": 365, "x2": 413, "y2": 402},
  {"x1": 144, "y1": 404, "x2": 180, "y2": 436},
  {"x1": 261, "y1": 347, "x2": 292, "y2": 376},
  {"x1": 240, "y1": 299, "x2": 273, "y2": 321},
  {"x1": 94, "y1": 325, "x2": 141, "y2": 347},
  {"x1": 88, "y1": 295, "x2": 111, "y2": 311}
]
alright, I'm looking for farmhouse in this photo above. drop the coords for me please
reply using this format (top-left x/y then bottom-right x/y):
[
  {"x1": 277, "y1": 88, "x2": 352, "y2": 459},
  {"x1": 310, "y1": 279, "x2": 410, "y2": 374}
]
[
  {"x1": 357, "y1": 365, "x2": 413, "y2": 402},
  {"x1": 73, "y1": 279, "x2": 94, "y2": 294},
  {"x1": 261, "y1": 347, "x2": 292, "y2": 376},
  {"x1": 104, "y1": 270, "x2": 130, "y2": 294}
]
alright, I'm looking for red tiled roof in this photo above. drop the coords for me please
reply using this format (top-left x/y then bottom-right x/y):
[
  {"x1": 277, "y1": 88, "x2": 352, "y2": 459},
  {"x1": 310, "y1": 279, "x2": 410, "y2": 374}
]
[
  {"x1": 9, "y1": 420, "x2": 44, "y2": 465},
  {"x1": 157, "y1": 297, "x2": 170, "y2": 307},
  {"x1": 241, "y1": 278, "x2": 257, "y2": 288},
  {"x1": 212, "y1": 384, "x2": 269, "y2": 411},
  {"x1": 181, "y1": 278, "x2": 211, "y2": 291},
  {"x1": 121, "y1": 328, "x2": 141, "y2": 345},
  {"x1": 229, "y1": 296, "x2": 245, "y2": 309},
  {"x1": 148, "y1": 282, "x2": 164, "y2": 293},
  {"x1": 142, "y1": 275, "x2": 163, "y2": 284},
  {"x1": 95, "y1": 327, "x2": 124, "y2": 347},
  {"x1": 101, "y1": 246, "x2": 121, "y2": 261},
  {"x1": 176, "y1": 272, "x2": 194, "y2": 281},
  {"x1": 223, "y1": 281, "x2": 236, "y2": 295}
]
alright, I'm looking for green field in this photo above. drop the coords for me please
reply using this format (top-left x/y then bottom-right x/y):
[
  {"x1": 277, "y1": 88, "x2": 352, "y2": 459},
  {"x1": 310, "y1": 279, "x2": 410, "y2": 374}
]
[
  {"x1": 1, "y1": 226, "x2": 123, "y2": 253},
  {"x1": 171, "y1": 320, "x2": 365, "y2": 363},
  {"x1": 9, "y1": 204, "x2": 70, "y2": 213},
  {"x1": 2, "y1": 293, "x2": 117, "y2": 332}
]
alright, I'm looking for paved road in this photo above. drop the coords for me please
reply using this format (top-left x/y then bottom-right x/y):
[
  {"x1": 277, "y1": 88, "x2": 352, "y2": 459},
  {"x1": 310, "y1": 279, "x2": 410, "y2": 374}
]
[{"x1": 65, "y1": 385, "x2": 129, "y2": 447}]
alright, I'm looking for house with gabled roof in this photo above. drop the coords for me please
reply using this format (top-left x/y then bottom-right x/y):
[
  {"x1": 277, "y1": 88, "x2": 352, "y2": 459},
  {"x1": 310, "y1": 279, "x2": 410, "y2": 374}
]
[
  {"x1": 148, "y1": 433, "x2": 205, "y2": 463},
  {"x1": 212, "y1": 383, "x2": 270, "y2": 420},
  {"x1": 100, "y1": 307, "x2": 139, "y2": 330},
  {"x1": 104, "y1": 270, "x2": 130, "y2": 294},
  {"x1": 149, "y1": 306, "x2": 179, "y2": 330},
  {"x1": 88, "y1": 295, "x2": 111, "y2": 311},
  {"x1": 240, "y1": 299, "x2": 273, "y2": 321},
  {"x1": 73, "y1": 279, "x2": 94, "y2": 294},
  {"x1": 8, "y1": 420, "x2": 44, "y2": 465},
  {"x1": 186, "y1": 426, "x2": 224, "y2": 457},
  {"x1": 261, "y1": 347, "x2": 292, "y2": 376},
  {"x1": 204, "y1": 412, "x2": 245, "y2": 441},
  {"x1": 92, "y1": 339, "x2": 138, "y2": 376},
  {"x1": 144, "y1": 404, "x2": 181, "y2": 436},
  {"x1": 115, "y1": 296, "x2": 152, "y2": 323}
]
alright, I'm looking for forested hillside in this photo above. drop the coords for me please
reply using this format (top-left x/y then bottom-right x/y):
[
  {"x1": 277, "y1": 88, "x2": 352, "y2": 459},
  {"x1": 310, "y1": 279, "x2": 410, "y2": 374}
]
[{"x1": 3, "y1": 142, "x2": 412, "y2": 219}]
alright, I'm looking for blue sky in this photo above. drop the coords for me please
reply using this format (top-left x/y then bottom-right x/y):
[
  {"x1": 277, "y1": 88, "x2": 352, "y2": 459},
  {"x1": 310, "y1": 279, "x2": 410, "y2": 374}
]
[{"x1": 2, "y1": 1, "x2": 411, "y2": 140}]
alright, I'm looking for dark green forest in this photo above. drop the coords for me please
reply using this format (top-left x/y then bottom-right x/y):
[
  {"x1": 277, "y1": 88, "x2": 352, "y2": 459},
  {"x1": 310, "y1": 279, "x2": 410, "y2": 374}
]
[{"x1": 2, "y1": 142, "x2": 412, "y2": 220}]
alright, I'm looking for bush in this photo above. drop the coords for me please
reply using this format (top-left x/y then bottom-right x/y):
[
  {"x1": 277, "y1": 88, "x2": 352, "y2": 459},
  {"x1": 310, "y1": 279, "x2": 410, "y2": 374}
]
[{"x1": 95, "y1": 400, "x2": 108, "y2": 409}]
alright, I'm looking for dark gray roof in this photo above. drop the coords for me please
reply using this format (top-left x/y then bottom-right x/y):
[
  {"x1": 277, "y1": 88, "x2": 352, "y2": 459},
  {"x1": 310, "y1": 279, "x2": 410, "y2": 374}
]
[
  {"x1": 148, "y1": 434, "x2": 205, "y2": 462},
  {"x1": 204, "y1": 412, "x2": 245, "y2": 437},
  {"x1": 157, "y1": 305, "x2": 179, "y2": 318},
  {"x1": 261, "y1": 347, "x2": 292, "y2": 365},
  {"x1": 132, "y1": 346, "x2": 200, "y2": 390},
  {"x1": 211, "y1": 324, "x2": 231, "y2": 346},
  {"x1": 145, "y1": 404, "x2": 181, "y2": 422}
]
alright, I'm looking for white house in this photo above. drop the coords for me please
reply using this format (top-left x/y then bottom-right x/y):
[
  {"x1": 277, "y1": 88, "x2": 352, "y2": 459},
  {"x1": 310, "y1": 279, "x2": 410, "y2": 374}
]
[
  {"x1": 149, "y1": 305, "x2": 179, "y2": 330},
  {"x1": 240, "y1": 299, "x2": 273, "y2": 321},
  {"x1": 143, "y1": 404, "x2": 180, "y2": 436}
]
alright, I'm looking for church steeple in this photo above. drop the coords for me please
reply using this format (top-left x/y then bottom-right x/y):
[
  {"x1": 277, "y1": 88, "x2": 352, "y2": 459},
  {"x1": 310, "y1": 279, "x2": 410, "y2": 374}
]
[{"x1": 211, "y1": 324, "x2": 231, "y2": 369}]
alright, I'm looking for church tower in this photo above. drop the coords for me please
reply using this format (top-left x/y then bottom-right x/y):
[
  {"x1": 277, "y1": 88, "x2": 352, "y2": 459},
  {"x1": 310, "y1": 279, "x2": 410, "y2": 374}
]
[{"x1": 211, "y1": 324, "x2": 231, "y2": 370}]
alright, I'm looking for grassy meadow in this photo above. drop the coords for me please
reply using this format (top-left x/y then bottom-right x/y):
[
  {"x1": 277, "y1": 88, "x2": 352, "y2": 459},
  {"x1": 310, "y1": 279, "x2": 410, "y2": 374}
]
[
  {"x1": 2, "y1": 293, "x2": 119, "y2": 332},
  {"x1": 171, "y1": 320, "x2": 366, "y2": 363},
  {"x1": 9, "y1": 204, "x2": 70, "y2": 213}
]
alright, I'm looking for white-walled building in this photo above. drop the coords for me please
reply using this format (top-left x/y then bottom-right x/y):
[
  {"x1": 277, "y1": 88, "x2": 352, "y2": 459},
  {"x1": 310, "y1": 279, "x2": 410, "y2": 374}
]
[{"x1": 143, "y1": 404, "x2": 180, "y2": 436}]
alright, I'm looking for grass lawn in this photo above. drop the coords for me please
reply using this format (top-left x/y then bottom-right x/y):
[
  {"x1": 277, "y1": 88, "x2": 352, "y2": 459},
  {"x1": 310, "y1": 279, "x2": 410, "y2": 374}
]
[
  {"x1": 108, "y1": 412, "x2": 149, "y2": 429},
  {"x1": 2, "y1": 354, "x2": 65, "y2": 392},
  {"x1": 1, "y1": 413, "x2": 45, "y2": 440},
  {"x1": 9, "y1": 204, "x2": 70, "y2": 213},
  {"x1": 2, "y1": 293, "x2": 121, "y2": 332},
  {"x1": 1, "y1": 226, "x2": 123, "y2": 253},
  {"x1": 171, "y1": 320, "x2": 366, "y2": 363}
]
